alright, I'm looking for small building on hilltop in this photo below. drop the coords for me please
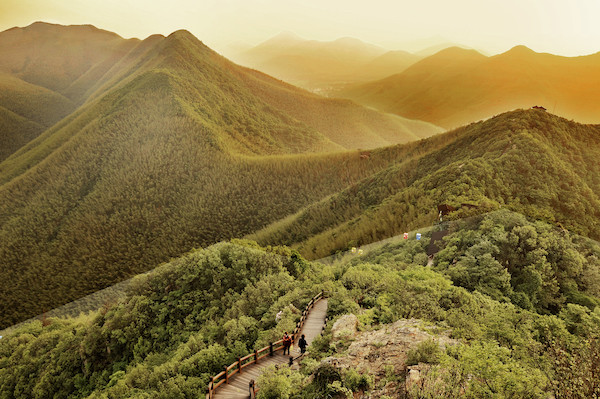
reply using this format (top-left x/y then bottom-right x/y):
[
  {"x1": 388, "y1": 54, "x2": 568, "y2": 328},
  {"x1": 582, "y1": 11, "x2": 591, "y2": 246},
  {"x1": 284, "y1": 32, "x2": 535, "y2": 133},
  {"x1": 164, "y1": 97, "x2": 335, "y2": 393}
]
[{"x1": 532, "y1": 105, "x2": 547, "y2": 111}]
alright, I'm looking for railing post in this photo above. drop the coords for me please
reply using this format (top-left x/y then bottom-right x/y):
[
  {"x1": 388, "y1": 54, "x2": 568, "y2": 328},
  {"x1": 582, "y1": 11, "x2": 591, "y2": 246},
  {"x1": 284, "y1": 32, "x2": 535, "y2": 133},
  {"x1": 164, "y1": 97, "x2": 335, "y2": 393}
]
[
  {"x1": 255, "y1": 349, "x2": 259, "y2": 364},
  {"x1": 269, "y1": 342, "x2": 274, "y2": 356},
  {"x1": 225, "y1": 366, "x2": 229, "y2": 384},
  {"x1": 238, "y1": 357, "x2": 242, "y2": 373}
]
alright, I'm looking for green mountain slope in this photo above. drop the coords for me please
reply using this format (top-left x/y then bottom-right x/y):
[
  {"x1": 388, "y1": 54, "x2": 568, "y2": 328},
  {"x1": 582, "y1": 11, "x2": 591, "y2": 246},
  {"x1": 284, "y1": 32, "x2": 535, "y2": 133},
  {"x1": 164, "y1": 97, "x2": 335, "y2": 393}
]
[
  {"x1": 0, "y1": 106, "x2": 43, "y2": 161},
  {"x1": 0, "y1": 72, "x2": 74, "y2": 126},
  {"x1": 250, "y1": 109, "x2": 600, "y2": 258},
  {"x1": 340, "y1": 46, "x2": 600, "y2": 129},
  {"x1": 0, "y1": 72, "x2": 75, "y2": 161},
  {"x1": 239, "y1": 68, "x2": 442, "y2": 149},
  {"x1": 0, "y1": 27, "x2": 440, "y2": 328}
]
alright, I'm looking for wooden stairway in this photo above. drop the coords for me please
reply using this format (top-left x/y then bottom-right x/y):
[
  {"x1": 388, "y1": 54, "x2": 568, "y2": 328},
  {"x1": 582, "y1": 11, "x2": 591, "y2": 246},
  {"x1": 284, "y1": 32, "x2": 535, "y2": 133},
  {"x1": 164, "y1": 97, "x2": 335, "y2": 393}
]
[{"x1": 212, "y1": 298, "x2": 328, "y2": 399}]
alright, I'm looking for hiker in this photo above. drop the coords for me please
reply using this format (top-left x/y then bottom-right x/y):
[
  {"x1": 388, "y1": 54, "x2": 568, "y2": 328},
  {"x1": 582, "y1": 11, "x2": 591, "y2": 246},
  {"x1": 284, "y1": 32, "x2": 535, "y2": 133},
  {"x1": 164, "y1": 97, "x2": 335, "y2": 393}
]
[
  {"x1": 298, "y1": 334, "x2": 307, "y2": 354},
  {"x1": 282, "y1": 332, "x2": 292, "y2": 355}
]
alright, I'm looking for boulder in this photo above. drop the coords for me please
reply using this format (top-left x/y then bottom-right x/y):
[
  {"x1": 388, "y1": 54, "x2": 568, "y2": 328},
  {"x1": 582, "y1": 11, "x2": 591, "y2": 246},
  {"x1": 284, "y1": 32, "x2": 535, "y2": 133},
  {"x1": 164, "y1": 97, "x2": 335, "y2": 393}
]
[{"x1": 331, "y1": 314, "x2": 359, "y2": 339}]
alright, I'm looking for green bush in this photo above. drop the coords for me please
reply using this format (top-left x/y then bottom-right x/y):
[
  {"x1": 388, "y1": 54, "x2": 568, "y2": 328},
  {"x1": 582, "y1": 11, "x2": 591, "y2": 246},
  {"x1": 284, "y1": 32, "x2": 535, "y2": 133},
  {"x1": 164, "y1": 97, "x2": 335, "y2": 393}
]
[{"x1": 406, "y1": 339, "x2": 442, "y2": 366}]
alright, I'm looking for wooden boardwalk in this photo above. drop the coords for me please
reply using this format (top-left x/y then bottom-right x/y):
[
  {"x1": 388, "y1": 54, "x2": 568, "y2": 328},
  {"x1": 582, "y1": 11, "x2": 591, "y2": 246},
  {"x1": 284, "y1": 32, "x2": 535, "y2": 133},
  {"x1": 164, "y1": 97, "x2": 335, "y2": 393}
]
[{"x1": 214, "y1": 299, "x2": 328, "y2": 399}]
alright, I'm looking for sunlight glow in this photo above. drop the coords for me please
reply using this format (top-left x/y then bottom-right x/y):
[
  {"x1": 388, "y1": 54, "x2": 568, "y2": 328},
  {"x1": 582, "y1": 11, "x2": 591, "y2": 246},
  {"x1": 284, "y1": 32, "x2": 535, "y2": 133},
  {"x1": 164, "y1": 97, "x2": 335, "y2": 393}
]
[{"x1": 1, "y1": 0, "x2": 599, "y2": 56}]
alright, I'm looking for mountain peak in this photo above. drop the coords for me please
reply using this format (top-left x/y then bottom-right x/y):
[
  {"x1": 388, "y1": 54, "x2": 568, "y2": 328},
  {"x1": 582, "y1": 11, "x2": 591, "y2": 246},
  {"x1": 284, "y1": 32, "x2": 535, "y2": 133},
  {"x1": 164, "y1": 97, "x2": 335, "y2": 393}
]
[
  {"x1": 259, "y1": 31, "x2": 304, "y2": 47},
  {"x1": 504, "y1": 45, "x2": 536, "y2": 56},
  {"x1": 20, "y1": 21, "x2": 123, "y2": 39},
  {"x1": 164, "y1": 29, "x2": 211, "y2": 51},
  {"x1": 333, "y1": 36, "x2": 366, "y2": 45},
  {"x1": 432, "y1": 46, "x2": 485, "y2": 58},
  {"x1": 167, "y1": 29, "x2": 197, "y2": 41}
]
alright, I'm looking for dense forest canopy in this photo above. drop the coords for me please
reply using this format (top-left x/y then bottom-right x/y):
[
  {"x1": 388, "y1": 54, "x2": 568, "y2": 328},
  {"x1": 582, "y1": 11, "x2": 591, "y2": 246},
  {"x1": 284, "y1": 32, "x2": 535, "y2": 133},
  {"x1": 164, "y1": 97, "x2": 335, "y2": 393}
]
[{"x1": 1, "y1": 217, "x2": 599, "y2": 398}]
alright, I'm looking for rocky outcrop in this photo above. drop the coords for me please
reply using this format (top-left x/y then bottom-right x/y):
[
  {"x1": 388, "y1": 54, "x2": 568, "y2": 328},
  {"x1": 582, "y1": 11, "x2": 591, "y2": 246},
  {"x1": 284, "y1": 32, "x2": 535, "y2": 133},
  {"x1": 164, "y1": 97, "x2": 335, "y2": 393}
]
[
  {"x1": 331, "y1": 314, "x2": 359, "y2": 339},
  {"x1": 323, "y1": 318, "x2": 457, "y2": 398}
]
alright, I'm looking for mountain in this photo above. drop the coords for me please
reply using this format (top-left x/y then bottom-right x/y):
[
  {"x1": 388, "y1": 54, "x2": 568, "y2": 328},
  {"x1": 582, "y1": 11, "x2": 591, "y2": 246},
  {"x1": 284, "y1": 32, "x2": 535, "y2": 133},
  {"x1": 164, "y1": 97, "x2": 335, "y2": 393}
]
[
  {"x1": 249, "y1": 109, "x2": 600, "y2": 259},
  {"x1": 0, "y1": 24, "x2": 441, "y2": 328},
  {"x1": 234, "y1": 33, "x2": 422, "y2": 91},
  {"x1": 0, "y1": 23, "x2": 440, "y2": 162},
  {"x1": 340, "y1": 46, "x2": 600, "y2": 129},
  {"x1": 351, "y1": 50, "x2": 422, "y2": 82},
  {"x1": 0, "y1": 22, "x2": 140, "y2": 102},
  {"x1": 0, "y1": 22, "x2": 141, "y2": 161},
  {"x1": 415, "y1": 42, "x2": 475, "y2": 56},
  {"x1": 0, "y1": 72, "x2": 74, "y2": 160}
]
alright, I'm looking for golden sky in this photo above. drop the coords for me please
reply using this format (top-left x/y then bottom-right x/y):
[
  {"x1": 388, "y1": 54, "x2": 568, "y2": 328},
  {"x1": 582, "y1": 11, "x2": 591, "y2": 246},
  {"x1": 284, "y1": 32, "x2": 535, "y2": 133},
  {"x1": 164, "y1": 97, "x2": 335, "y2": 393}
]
[{"x1": 1, "y1": 0, "x2": 599, "y2": 56}]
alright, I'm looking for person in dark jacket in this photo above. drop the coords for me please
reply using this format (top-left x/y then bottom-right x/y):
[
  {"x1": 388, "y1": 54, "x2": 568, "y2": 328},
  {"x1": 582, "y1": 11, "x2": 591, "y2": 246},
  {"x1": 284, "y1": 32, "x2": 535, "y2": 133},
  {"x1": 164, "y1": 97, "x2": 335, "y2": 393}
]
[{"x1": 298, "y1": 334, "x2": 308, "y2": 354}]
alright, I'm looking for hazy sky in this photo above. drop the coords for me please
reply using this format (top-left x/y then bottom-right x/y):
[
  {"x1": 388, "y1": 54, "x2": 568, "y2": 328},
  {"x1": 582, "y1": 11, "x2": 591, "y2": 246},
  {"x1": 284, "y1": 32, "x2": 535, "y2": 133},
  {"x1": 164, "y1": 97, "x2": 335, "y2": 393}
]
[{"x1": 1, "y1": 0, "x2": 599, "y2": 56}]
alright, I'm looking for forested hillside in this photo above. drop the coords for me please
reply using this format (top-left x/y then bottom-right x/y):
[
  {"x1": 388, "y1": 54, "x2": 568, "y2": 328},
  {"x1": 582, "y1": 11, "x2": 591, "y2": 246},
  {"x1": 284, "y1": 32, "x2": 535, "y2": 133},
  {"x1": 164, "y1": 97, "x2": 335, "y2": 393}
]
[
  {"x1": 340, "y1": 45, "x2": 600, "y2": 129},
  {"x1": 2, "y1": 227, "x2": 599, "y2": 398},
  {"x1": 256, "y1": 219, "x2": 600, "y2": 399},
  {"x1": 250, "y1": 109, "x2": 600, "y2": 258},
  {"x1": 0, "y1": 242, "x2": 322, "y2": 398},
  {"x1": 0, "y1": 25, "x2": 440, "y2": 328}
]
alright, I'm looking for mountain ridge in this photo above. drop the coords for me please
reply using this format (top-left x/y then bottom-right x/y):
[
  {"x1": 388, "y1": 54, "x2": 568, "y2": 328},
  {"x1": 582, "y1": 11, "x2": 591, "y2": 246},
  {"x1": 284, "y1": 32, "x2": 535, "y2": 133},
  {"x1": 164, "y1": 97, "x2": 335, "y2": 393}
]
[
  {"x1": 340, "y1": 45, "x2": 600, "y2": 128},
  {"x1": 233, "y1": 32, "x2": 422, "y2": 91},
  {"x1": 249, "y1": 109, "x2": 600, "y2": 258}
]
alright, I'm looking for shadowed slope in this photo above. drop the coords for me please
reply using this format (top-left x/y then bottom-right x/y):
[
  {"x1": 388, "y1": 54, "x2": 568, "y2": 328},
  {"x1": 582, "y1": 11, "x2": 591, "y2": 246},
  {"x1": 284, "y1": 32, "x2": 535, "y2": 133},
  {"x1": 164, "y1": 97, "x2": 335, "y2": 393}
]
[{"x1": 0, "y1": 73, "x2": 75, "y2": 161}]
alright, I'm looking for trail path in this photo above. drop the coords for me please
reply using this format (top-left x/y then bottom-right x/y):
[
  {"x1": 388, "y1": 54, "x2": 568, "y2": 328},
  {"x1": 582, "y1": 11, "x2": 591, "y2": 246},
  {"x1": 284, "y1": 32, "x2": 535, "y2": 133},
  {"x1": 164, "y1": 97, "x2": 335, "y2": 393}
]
[{"x1": 214, "y1": 299, "x2": 328, "y2": 399}]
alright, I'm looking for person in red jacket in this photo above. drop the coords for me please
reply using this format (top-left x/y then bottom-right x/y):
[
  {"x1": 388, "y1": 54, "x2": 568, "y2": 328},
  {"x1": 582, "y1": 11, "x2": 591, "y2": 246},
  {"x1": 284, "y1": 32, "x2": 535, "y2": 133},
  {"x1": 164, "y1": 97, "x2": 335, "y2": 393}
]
[{"x1": 282, "y1": 332, "x2": 292, "y2": 355}]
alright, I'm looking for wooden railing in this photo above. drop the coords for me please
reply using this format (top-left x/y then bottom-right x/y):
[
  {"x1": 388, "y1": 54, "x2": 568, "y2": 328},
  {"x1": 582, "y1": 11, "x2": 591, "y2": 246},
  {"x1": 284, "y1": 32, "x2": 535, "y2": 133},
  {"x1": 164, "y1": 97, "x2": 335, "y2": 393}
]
[{"x1": 206, "y1": 291, "x2": 325, "y2": 399}]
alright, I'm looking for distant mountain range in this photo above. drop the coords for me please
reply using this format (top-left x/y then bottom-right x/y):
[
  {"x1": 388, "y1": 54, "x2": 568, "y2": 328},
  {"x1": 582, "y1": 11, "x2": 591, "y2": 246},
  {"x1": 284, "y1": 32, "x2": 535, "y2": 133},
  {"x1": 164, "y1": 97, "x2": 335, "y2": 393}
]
[
  {"x1": 231, "y1": 32, "x2": 424, "y2": 92},
  {"x1": 0, "y1": 23, "x2": 441, "y2": 164},
  {"x1": 339, "y1": 45, "x2": 600, "y2": 128},
  {"x1": 0, "y1": 22, "x2": 440, "y2": 328}
]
